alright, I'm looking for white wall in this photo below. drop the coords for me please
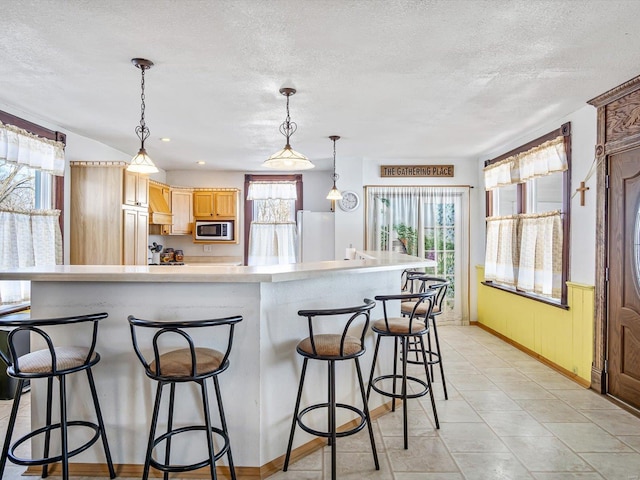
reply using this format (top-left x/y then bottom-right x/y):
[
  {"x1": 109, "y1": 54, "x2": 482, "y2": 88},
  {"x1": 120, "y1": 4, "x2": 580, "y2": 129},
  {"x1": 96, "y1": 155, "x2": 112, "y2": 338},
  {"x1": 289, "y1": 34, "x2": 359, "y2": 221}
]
[{"x1": 478, "y1": 105, "x2": 597, "y2": 286}]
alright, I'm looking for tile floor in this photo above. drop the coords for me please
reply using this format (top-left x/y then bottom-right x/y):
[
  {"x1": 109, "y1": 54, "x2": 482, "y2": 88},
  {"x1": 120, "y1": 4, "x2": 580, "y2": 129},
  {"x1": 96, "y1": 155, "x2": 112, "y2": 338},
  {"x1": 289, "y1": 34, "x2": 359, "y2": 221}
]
[{"x1": 2, "y1": 325, "x2": 640, "y2": 479}]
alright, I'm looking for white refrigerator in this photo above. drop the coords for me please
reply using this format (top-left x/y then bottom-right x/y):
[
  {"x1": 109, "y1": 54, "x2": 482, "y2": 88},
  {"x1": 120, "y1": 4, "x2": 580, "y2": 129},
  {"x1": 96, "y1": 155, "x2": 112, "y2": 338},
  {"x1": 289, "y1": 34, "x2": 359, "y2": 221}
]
[{"x1": 296, "y1": 210, "x2": 335, "y2": 262}]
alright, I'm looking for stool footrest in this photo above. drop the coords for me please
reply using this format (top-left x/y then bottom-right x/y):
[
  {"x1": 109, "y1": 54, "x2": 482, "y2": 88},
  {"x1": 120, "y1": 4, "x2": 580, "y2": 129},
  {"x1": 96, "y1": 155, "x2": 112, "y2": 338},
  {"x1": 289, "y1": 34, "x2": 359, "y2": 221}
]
[
  {"x1": 150, "y1": 425, "x2": 230, "y2": 473},
  {"x1": 8, "y1": 421, "x2": 101, "y2": 467},
  {"x1": 370, "y1": 374, "x2": 431, "y2": 400},
  {"x1": 297, "y1": 402, "x2": 367, "y2": 439},
  {"x1": 402, "y1": 347, "x2": 441, "y2": 366}
]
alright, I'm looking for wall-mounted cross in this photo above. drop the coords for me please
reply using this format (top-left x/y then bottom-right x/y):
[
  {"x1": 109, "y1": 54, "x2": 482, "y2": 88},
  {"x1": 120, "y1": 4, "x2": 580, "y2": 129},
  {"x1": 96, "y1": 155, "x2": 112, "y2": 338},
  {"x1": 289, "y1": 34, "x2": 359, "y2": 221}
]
[{"x1": 576, "y1": 181, "x2": 589, "y2": 206}]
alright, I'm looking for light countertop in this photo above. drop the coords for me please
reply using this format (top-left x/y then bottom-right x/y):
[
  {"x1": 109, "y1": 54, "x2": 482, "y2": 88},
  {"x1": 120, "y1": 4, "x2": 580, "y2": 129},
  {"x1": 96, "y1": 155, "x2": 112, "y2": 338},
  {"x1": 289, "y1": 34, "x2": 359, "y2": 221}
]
[{"x1": 0, "y1": 251, "x2": 433, "y2": 283}]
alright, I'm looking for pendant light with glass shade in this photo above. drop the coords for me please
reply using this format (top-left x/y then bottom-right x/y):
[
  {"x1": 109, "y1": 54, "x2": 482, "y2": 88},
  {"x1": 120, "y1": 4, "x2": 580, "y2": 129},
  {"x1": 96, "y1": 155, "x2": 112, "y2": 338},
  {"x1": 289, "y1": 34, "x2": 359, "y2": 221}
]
[
  {"x1": 128, "y1": 58, "x2": 159, "y2": 173},
  {"x1": 263, "y1": 87, "x2": 315, "y2": 170},
  {"x1": 326, "y1": 135, "x2": 342, "y2": 200}
]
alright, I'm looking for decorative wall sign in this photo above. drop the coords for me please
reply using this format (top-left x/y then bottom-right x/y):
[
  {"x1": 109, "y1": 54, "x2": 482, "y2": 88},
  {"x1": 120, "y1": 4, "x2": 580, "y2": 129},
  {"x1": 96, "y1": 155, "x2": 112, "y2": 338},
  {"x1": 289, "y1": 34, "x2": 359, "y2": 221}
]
[{"x1": 380, "y1": 165, "x2": 454, "y2": 178}]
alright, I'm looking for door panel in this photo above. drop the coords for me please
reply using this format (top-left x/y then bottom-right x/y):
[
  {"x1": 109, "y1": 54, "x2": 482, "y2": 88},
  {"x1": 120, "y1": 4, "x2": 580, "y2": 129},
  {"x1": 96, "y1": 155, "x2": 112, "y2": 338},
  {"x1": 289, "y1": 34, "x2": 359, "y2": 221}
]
[{"x1": 608, "y1": 147, "x2": 640, "y2": 409}]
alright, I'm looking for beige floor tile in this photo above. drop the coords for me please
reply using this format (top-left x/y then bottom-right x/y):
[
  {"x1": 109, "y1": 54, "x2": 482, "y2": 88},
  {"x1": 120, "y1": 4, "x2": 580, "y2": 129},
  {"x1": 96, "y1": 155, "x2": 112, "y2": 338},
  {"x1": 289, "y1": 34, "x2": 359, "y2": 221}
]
[
  {"x1": 323, "y1": 451, "x2": 392, "y2": 479},
  {"x1": 269, "y1": 470, "x2": 324, "y2": 480},
  {"x1": 531, "y1": 473, "x2": 605, "y2": 479},
  {"x1": 334, "y1": 421, "x2": 385, "y2": 452},
  {"x1": 285, "y1": 447, "x2": 323, "y2": 471},
  {"x1": 446, "y1": 373, "x2": 497, "y2": 391},
  {"x1": 460, "y1": 389, "x2": 522, "y2": 412},
  {"x1": 618, "y1": 435, "x2": 640, "y2": 453},
  {"x1": 516, "y1": 399, "x2": 590, "y2": 423},
  {"x1": 507, "y1": 436, "x2": 595, "y2": 472},
  {"x1": 452, "y1": 452, "x2": 534, "y2": 479},
  {"x1": 395, "y1": 474, "x2": 465, "y2": 480},
  {"x1": 483, "y1": 367, "x2": 531, "y2": 384},
  {"x1": 437, "y1": 422, "x2": 509, "y2": 453},
  {"x1": 523, "y1": 371, "x2": 585, "y2": 390},
  {"x1": 479, "y1": 411, "x2": 552, "y2": 437},
  {"x1": 579, "y1": 452, "x2": 640, "y2": 479},
  {"x1": 544, "y1": 423, "x2": 633, "y2": 453},
  {"x1": 376, "y1": 407, "x2": 437, "y2": 438},
  {"x1": 579, "y1": 409, "x2": 640, "y2": 436},
  {"x1": 443, "y1": 361, "x2": 481, "y2": 375},
  {"x1": 497, "y1": 381, "x2": 557, "y2": 400},
  {"x1": 384, "y1": 436, "x2": 458, "y2": 472},
  {"x1": 422, "y1": 399, "x2": 483, "y2": 423},
  {"x1": 552, "y1": 389, "x2": 620, "y2": 410}
]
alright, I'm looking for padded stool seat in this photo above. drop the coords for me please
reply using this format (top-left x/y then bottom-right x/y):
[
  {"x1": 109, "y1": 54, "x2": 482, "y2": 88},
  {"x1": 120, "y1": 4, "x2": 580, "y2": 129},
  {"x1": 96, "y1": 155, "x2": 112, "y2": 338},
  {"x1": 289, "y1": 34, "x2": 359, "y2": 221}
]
[
  {"x1": 129, "y1": 314, "x2": 242, "y2": 480},
  {"x1": 0, "y1": 312, "x2": 116, "y2": 480}
]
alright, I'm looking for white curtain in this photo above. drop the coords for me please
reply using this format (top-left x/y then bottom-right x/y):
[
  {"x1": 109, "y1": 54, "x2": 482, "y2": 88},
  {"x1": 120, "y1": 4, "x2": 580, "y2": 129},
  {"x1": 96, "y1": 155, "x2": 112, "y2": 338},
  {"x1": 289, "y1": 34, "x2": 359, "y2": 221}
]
[
  {"x1": 484, "y1": 136, "x2": 567, "y2": 189},
  {"x1": 0, "y1": 210, "x2": 62, "y2": 303},
  {"x1": 0, "y1": 122, "x2": 65, "y2": 176},
  {"x1": 484, "y1": 215, "x2": 520, "y2": 287},
  {"x1": 365, "y1": 186, "x2": 470, "y2": 324},
  {"x1": 247, "y1": 181, "x2": 298, "y2": 266}
]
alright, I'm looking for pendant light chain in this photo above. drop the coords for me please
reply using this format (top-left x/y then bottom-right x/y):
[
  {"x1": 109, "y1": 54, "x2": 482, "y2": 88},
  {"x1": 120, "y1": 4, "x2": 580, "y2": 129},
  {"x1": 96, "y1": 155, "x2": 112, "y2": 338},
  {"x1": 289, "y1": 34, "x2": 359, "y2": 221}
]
[
  {"x1": 332, "y1": 137, "x2": 339, "y2": 183},
  {"x1": 136, "y1": 65, "x2": 150, "y2": 148},
  {"x1": 278, "y1": 90, "x2": 297, "y2": 148}
]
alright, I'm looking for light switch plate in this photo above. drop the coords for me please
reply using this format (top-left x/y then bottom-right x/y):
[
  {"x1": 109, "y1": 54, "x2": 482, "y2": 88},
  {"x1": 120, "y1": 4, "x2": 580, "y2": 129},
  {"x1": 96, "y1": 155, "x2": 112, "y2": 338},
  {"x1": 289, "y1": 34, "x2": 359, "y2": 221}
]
[{"x1": 203, "y1": 245, "x2": 213, "y2": 252}]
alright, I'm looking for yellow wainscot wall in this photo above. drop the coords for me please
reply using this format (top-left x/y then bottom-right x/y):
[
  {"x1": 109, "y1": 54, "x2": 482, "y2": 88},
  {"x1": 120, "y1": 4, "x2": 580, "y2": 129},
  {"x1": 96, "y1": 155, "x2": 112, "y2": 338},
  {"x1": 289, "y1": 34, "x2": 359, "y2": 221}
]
[{"x1": 476, "y1": 265, "x2": 594, "y2": 386}]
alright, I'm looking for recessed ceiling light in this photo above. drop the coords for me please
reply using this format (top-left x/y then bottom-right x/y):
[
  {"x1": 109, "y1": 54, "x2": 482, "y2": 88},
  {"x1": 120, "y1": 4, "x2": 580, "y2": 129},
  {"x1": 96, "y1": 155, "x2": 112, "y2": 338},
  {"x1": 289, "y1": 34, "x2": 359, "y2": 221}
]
[
  {"x1": 160, "y1": 137, "x2": 171, "y2": 142},
  {"x1": 196, "y1": 161, "x2": 206, "y2": 165}
]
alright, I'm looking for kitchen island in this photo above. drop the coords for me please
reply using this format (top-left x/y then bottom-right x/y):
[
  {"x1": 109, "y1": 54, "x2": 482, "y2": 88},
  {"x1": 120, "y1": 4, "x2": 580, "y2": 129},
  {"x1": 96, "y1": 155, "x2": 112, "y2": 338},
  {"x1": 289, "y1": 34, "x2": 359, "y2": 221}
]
[{"x1": 0, "y1": 252, "x2": 431, "y2": 478}]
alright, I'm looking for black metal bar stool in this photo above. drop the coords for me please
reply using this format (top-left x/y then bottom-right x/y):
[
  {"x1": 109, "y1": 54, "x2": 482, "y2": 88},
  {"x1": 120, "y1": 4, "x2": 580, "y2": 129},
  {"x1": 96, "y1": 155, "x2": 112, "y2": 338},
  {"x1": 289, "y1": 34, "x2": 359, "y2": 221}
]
[
  {"x1": 128, "y1": 314, "x2": 242, "y2": 480},
  {"x1": 0, "y1": 312, "x2": 116, "y2": 480},
  {"x1": 401, "y1": 275, "x2": 449, "y2": 400},
  {"x1": 283, "y1": 299, "x2": 378, "y2": 480},
  {"x1": 367, "y1": 290, "x2": 440, "y2": 449}
]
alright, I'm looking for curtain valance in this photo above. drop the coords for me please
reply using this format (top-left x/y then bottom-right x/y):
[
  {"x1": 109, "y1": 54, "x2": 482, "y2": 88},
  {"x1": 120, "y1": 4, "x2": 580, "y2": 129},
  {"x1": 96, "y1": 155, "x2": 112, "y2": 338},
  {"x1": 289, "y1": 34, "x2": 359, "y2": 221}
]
[
  {"x1": 247, "y1": 181, "x2": 297, "y2": 200},
  {"x1": 484, "y1": 136, "x2": 567, "y2": 190},
  {"x1": 0, "y1": 121, "x2": 65, "y2": 176}
]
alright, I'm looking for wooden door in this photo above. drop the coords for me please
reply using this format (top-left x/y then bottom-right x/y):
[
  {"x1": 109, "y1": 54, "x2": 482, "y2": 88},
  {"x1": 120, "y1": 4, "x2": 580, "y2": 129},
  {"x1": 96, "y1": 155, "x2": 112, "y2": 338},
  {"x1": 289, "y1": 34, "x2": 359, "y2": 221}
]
[
  {"x1": 122, "y1": 207, "x2": 137, "y2": 265},
  {"x1": 608, "y1": 147, "x2": 640, "y2": 409},
  {"x1": 135, "y1": 210, "x2": 149, "y2": 265},
  {"x1": 171, "y1": 190, "x2": 193, "y2": 234}
]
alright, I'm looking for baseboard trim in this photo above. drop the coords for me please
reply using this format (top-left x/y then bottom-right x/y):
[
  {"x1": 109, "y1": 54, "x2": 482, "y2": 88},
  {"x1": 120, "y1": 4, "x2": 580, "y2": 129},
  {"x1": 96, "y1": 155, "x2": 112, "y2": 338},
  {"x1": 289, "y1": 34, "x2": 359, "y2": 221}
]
[
  {"x1": 24, "y1": 401, "x2": 396, "y2": 479},
  {"x1": 470, "y1": 321, "x2": 591, "y2": 388}
]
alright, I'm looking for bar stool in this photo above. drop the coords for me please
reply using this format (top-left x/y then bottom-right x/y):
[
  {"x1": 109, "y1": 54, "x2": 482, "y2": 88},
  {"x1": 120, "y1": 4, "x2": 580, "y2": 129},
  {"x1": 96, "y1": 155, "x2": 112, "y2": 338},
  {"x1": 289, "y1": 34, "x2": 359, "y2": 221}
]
[
  {"x1": 283, "y1": 299, "x2": 378, "y2": 480},
  {"x1": 128, "y1": 314, "x2": 242, "y2": 480},
  {"x1": 401, "y1": 275, "x2": 449, "y2": 400},
  {"x1": 367, "y1": 290, "x2": 439, "y2": 449},
  {"x1": 0, "y1": 312, "x2": 116, "y2": 480}
]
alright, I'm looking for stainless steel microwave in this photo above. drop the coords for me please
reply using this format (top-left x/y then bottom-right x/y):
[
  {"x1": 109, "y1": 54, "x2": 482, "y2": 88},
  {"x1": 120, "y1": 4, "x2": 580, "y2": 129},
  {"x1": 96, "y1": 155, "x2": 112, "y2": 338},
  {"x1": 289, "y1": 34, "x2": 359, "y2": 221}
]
[{"x1": 194, "y1": 220, "x2": 234, "y2": 241}]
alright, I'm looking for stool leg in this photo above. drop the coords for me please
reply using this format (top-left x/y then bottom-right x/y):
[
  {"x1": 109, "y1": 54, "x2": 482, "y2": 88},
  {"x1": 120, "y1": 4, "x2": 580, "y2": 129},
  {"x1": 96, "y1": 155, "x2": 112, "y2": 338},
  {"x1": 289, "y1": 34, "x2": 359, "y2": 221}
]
[
  {"x1": 419, "y1": 335, "x2": 439, "y2": 429},
  {"x1": 283, "y1": 358, "x2": 308, "y2": 471},
  {"x1": 164, "y1": 382, "x2": 176, "y2": 480},
  {"x1": 427, "y1": 327, "x2": 435, "y2": 381},
  {"x1": 327, "y1": 361, "x2": 332, "y2": 447},
  {"x1": 392, "y1": 337, "x2": 399, "y2": 412},
  {"x1": 0, "y1": 379, "x2": 24, "y2": 478},
  {"x1": 366, "y1": 335, "x2": 381, "y2": 403},
  {"x1": 42, "y1": 377, "x2": 53, "y2": 478},
  {"x1": 143, "y1": 381, "x2": 165, "y2": 480},
  {"x1": 329, "y1": 359, "x2": 337, "y2": 480},
  {"x1": 354, "y1": 357, "x2": 379, "y2": 470},
  {"x1": 86, "y1": 368, "x2": 116, "y2": 479},
  {"x1": 59, "y1": 375, "x2": 69, "y2": 480},
  {"x1": 200, "y1": 379, "x2": 218, "y2": 480},
  {"x1": 401, "y1": 336, "x2": 409, "y2": 449},
  {"x1": 431, "y1": 316, "x2": 448, "y2": 400},
  {"x1": 213, "y1": 375, "x2": 236, "y2": 480}
]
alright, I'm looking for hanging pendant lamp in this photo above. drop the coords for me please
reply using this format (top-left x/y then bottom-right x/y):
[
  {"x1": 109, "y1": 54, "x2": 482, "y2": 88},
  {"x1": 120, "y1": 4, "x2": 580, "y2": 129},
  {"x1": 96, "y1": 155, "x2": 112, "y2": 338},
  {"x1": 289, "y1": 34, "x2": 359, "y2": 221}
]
[
  {"x1": 263, "y1": 87, "x2": 314, "y2": 170},
  {"x1": 128, "y1": 58, "x2": 159, "y2": 173},
  {"x1": 326, "y1": 135, "x2": 342, "y2": 200}
]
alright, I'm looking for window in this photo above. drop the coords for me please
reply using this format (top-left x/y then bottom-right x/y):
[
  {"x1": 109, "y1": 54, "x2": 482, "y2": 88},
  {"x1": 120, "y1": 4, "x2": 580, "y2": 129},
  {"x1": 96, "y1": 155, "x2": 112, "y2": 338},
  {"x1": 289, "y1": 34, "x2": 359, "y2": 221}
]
[
  {"x1": 0, "y1": 111, "x2": 65, "y2": 306},
  {"x1": 483, "y1": 123, "x2": 571, "y2": 306},
  {"x1": 365, "y1": 186, "x2": 470, "y2": 323},
  {"x1": 243, "y1": 174, "x2": 302, "y2": 266}
]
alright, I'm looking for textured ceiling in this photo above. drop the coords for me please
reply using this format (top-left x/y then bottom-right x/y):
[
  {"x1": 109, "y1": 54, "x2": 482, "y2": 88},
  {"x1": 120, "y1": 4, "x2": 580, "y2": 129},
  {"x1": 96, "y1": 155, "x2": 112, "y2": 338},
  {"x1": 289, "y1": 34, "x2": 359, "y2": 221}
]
[{"x1": 1, "y1": 0, "x2": 640, "y2": 172}]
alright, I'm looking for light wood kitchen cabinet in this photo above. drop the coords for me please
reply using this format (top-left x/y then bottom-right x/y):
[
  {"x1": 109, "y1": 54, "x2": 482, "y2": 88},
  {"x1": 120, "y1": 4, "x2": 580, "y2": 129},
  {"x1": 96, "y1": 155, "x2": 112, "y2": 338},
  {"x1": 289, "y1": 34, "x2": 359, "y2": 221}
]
[
  {"x1": 193, "y1": 190, "x2": 237, "y2": 218},
  {"x1": 70, "y1": 162, "x2": 149, "y2": 265},
  {"x1": 123, "y1": 206, "x2": 149, "y2": 265},
  {"x1": 170, "y1": 189, "x2": 193, "y2": 235},
  {"x1": 123, "y1": 170, "x2": 149, "y2": 207}
]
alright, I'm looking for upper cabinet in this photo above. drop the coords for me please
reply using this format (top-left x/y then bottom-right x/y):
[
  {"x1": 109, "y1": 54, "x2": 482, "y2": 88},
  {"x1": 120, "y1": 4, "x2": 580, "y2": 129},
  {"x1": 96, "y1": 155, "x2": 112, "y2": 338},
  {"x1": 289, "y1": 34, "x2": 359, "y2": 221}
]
[
  {"x1": 171, "y1": 189, "x2": 193, "y2": 235},
  {"x1": 123, "y1": 170, "x2": 149, "y2": 208},
  {"x1": 193, "y1": 190, "x2": 238, "y2": 219}
]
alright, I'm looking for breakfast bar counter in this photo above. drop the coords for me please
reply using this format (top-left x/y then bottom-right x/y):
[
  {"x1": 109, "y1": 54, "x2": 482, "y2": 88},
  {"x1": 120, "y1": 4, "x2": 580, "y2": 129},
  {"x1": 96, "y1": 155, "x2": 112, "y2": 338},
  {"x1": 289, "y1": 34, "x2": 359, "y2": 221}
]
[{"x1": 0, "y1": 252, "x2": 430, "y2": 478}]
